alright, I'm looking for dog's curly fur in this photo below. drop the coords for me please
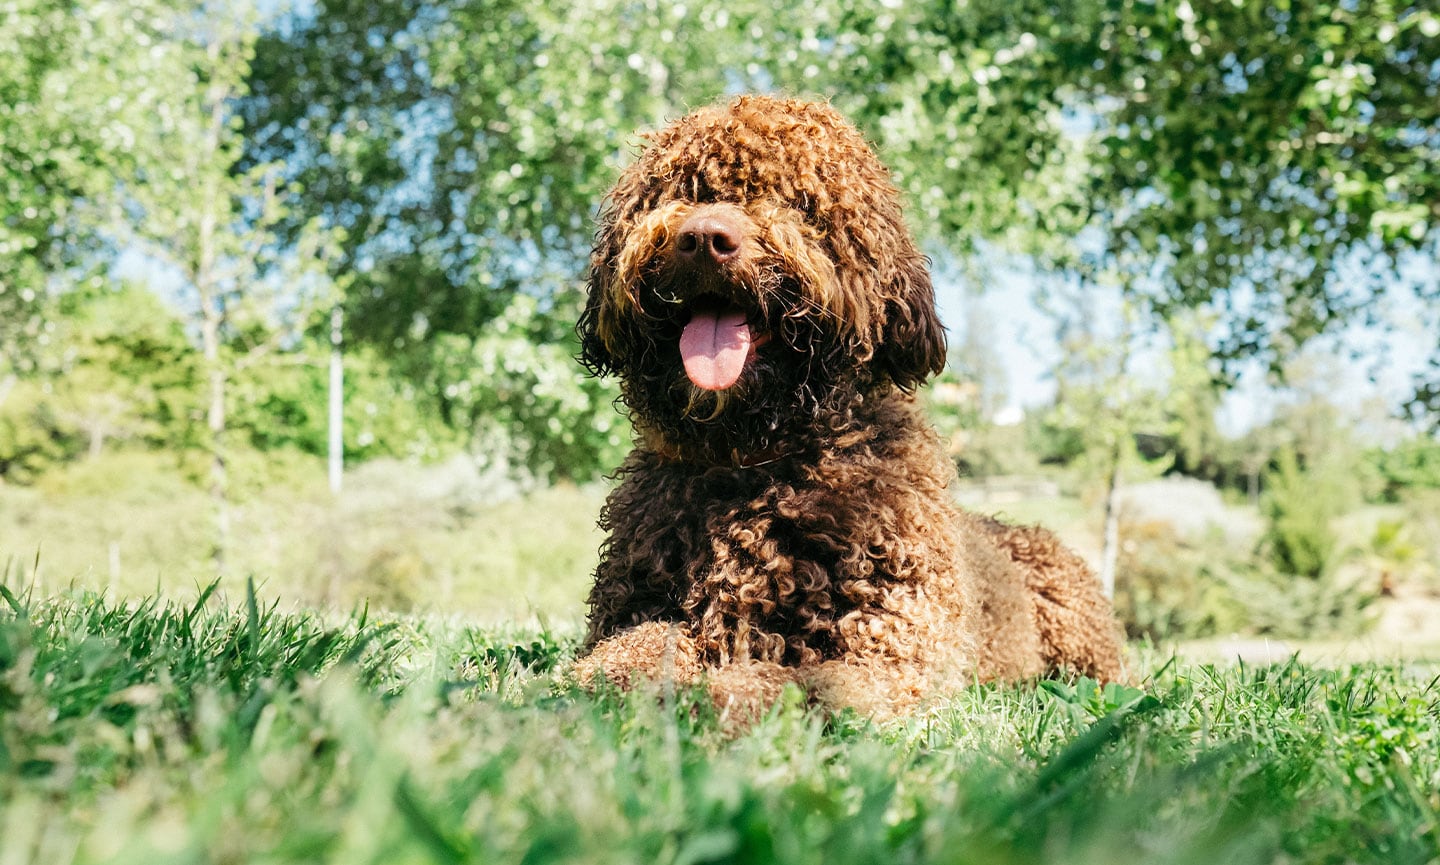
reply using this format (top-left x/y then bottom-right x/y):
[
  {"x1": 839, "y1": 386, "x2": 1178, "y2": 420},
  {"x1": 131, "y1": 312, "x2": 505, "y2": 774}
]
[{"x1": 574, "y1": 95, "x2": 1123, "y2": 722}]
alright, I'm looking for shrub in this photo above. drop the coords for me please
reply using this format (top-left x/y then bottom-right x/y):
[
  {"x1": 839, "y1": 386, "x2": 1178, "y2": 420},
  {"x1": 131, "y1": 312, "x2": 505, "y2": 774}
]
[
  {"x1": 1359, "y1": 518, "x2": 1432, "y2": 595},
  {"x1": 1222, "y1": 565, "x2": 1377, "y2": 639},
  {"x1": 0, "y1": 380, "x2": 78, "y2": 482},
  {"x1": 1367, "y1": 434, "x2": 1440, "y2": 502},
  {"x1": 1114, "y1": 511, "x2": 1377, "y2": 641},
  {"x1": 1113, "y1": 520, "x2": 1248, "y2": 640},
  {"x1": 1399, "y1": 489, "x2": 1440, "y2": 592},
  {"x1": 1258, "y1": 447, "x2": 1354, "y2": 580}
]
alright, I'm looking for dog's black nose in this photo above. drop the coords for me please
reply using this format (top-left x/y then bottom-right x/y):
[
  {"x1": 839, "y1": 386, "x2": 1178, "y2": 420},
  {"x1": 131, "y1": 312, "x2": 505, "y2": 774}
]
[{"x1": 676, "y1": 212, "x2": 743, "y2": 264}]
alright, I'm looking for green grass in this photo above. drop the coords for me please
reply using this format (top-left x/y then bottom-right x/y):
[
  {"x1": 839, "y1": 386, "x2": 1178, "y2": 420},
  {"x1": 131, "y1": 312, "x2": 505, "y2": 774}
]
[
  {"x1": 2, "y1": 583, "x2": 1438, "y2": 864},
  {"x1": 965, "y1": 495, "x2": 1093, "y2": 536},
  {"x1": 0, "y1": 451, "x2": 603, "y2": 622}
]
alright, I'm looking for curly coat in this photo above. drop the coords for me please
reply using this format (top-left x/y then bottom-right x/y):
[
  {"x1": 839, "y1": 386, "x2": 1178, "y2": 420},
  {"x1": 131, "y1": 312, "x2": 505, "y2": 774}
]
[{"x1": 574, "y1": 95, "x2": 1123, "y2": 721}]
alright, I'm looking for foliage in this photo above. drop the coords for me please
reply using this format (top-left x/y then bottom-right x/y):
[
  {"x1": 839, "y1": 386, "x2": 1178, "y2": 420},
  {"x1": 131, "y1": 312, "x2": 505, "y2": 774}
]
[
  {"x1": 1186, "y1": 371, "x2": 1390, "y2": 502},
  {"x1": 0, "y1": 0, "x2": 183, "y2": 370},
  {"x1": 1113, "y1": 521, "x2": 1248, "y2": 640},
  {"x1": 1023, "y1": 410, "x2": 1089, "y2": 468},
  {"x1": 0, "y1": 380, "x2": 75, "y2": 483},
  {"x1": 122, "y1": 3, "x2": 338, "y2": 429},
  {"x1": 1161, "y1": 312, "x2": 1228, "y2": 482},
  {"x1": 1224, "y1": 565, "x2": 1378, "y2": 640},
  {"x1": 420, "y1": 292, "x2": 628, "y2": 483},
  {"x1": 925, "y1": 368, "x2": 1042, "y2": 479},
  {"x1": 1358, "y1": 518, "x2": 1432, "y2": 594},
  {"x1": 1259, "y1": 448, "x2": 1356, "y2": 580},
  {"x1": 1366, "y1": 433, "x2": 1440, "y2": 501},
  {"x1": 1113, "y1": 469, "x2": 1380, "y2": 641},
  {"x1": 0, "y1": 284, "x2": 198, "y2": 480},
  {"x1": 240, "y1": 0, "x2": 780, "y2": 481},
  {"x1": 953, "y1": 423, "x2": 1042, "y2": 481},
  {"x1": 1040, "y1": 290, "x2": 1172, "y2": 471},
  {"x1": 1052, "y1": 0, "x2": 1440, "y2": 377},
  {"x1": 770, "y1": 0, "x2": 1440, "y2": 396},
  {"x1": 759, "y1": 1, "x2": 1093, "y2": 249},
  {"x1": 5, "y1": 0, "x2": 1440, "y2": 485},
  {"x1": 242, "y1": 0, "x2": 769, "y2": 352},
  {"x1": 1410, "y1": 361, "x2": 1440, "y2": 431},
  {"x1": 228, "y1": 341, "x2": 457, "y2": 462},
  {"x1": 1219, "y1": 447, "x2": 1381, "y2": 638},
  {"x1": 1113, "y1": 519, "x2": 1376, "y2": 642},
  {"x1": 2, "y1": 588, "x2": 1439, "y2": 863},
  {"x1": 1398, "y1": 489, "x2": 1440, "y2": 591}
]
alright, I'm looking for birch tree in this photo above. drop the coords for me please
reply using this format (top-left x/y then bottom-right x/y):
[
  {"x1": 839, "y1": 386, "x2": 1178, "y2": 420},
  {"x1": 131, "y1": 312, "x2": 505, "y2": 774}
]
[{"x1": 128, "y1": 2, "x2": 332, "y2": 573}]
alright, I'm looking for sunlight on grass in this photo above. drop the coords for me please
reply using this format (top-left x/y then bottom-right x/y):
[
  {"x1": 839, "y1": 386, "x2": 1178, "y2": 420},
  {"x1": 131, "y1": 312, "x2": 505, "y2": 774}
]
[
  {"x1": 0, "y1": 452, "x2": 604, "y2": 624},
  {"x1": 1, "y1": 587, "x2": 1437, "y2": 864}
]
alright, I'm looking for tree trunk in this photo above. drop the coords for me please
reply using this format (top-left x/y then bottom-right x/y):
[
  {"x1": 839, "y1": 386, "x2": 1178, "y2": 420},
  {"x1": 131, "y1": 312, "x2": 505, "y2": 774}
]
[
  {"x1": 87, "y1": 421, "x2": 107, "y2": 459},
  {"x1": 1099, "y1": 444, "x2": 1122, "y2": 600},
  {"x1": 328, "y1": 304, "x2": 344, "y2": 495},
  {"x1": 197, "y1": 72, "x2": 229, "y2": 578},
  {"x1": 205, "y1": 345, "x2": 229, "y2": 577}
]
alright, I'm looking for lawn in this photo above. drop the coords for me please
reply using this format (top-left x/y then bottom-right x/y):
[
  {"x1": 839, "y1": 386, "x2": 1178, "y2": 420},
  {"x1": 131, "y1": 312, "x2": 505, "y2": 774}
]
[
  {"x1": 0, "y1": 452, "x2": 605, "y2": 622},
  {"x1": 2, "y1": 583, "x2": 1437, "y2": 865}
]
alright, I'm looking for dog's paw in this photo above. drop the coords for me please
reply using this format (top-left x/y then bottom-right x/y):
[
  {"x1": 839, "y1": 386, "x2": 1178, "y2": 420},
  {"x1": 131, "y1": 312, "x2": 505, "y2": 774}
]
[
  {"x1": 573, "y1": 622, "x2": 704, "y2": 691},
  {"x1": 706, "y1": 661, "x2": 802, "y2": 731}
]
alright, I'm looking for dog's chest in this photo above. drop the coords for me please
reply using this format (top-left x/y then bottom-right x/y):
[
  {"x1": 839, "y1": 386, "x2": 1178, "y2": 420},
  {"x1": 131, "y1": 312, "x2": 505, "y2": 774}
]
[{"x1": 624, "y1": 462, "x2": 908, "y2": 606}]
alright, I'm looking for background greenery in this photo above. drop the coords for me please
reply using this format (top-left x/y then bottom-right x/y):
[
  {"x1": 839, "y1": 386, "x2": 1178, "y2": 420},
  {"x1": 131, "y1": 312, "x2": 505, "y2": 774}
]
[
  {"x1": 4, "y1": 3, "x2": 1440, "y2": 861},
  {"x1": 4, "y1": 0, "x2": 1440, "y2": 639}
]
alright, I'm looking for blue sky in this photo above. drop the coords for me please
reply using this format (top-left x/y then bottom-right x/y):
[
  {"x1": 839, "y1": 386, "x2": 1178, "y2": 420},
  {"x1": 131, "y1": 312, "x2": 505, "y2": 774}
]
[{"x1": 933, "y1": 257, "x2": 1439, "y2": 438}]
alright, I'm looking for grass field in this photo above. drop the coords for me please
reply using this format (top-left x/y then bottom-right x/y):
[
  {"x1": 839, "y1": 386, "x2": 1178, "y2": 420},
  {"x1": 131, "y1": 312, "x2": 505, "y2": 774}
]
[
  {"x1": 0, "y1": 453, "x2": 605, "y2": 622},
  {"x1": 2, "y1": 583, "x2": 1437, "y2": 865}
]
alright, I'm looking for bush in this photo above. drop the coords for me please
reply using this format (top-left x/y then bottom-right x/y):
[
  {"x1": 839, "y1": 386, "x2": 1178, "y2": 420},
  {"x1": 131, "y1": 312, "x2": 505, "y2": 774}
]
[
  {"x1": 1113, "y1": 520, "x2": 1248, "y2": 640},
  {"x1": 1399, "y1": 489, "x2": 1440, "y2": 592},
  {"x1": 1367, "y1": 435, "x2": 1440, "y2": 502},
  {"x1": 0, "y1": 380, "x2": 79, "y2": 482},
  {"x1": 1359, "y1": 518, "x2": 1432, "y2": 595},
  {"x1": 229, "y1": 342, "x2": 460, "y2": 463},
  {"x1": 1114, "y1": 500, "x2": 1378, "y2": 642},
  {"x1": 1224, "y1": 448, "x2": 1379, "y2": 637},
  {"x1": 1222, "y1": 566, "x2": 1377, "y2": 639},
  {"x1": 1258, "y1": 448, "x2": 1355, "y2": 580}
]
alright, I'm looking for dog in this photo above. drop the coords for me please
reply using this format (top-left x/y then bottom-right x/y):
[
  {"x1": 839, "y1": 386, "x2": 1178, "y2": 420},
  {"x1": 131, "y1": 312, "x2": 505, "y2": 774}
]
[{"x1": 573, "y1": 95, "x2": 1123, "y2": 722}]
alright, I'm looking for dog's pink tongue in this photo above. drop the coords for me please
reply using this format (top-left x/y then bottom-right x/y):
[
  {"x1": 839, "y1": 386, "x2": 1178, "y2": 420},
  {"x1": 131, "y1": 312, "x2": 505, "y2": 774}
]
[{"x1": 680, "y1": 307, "x2": 751, "y2": 391}]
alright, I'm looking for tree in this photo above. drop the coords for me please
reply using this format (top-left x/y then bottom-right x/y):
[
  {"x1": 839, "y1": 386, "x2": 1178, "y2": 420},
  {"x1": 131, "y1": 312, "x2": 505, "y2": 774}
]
[
  {"x1": 126, "y1": 2, "x2": 333, "y2": 572},
  {"x1": 789, "y1": 1, "x2": 1440, "y2": 414},
  {"x1": 1260, "y1": 447, "x2": 1353, "y2": 581},
  {"x1": 1, "y1": 0, "x2": 187, "y2": 377},
  {"x1": 241, "y1": 0, "x2": 787, "y2": 479},
  {"x1": 1161, "y1": 310, "x2": 1228, "y2": 482},
  {"x1": 1040, "y1": 272, "x2": 1171, "y2": 597},
  {"x1": 757, "y1": 0, "x2": 1098, "y2": 250},
  {"x1": 1057, "y1": 1, "x2": 1439, "y2": 384},
  {"x1": 0, "y1": 281, "x2": 199, "y2": 481},
  {"x1": 21, "y1": 0, "x2": 1440, "y2": 487}
]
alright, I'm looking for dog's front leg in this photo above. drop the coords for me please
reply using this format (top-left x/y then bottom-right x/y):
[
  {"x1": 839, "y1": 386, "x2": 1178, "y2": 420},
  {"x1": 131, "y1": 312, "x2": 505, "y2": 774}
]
[
  {"x1": 573, "y1": 621, "x2": 704, "y2": 691},
  {"x1": 802, "y1": 656, "x2": 933, "y2": 720},
  {"x1": 704, "y1": 661, "x2": 803, "y2": 729}
]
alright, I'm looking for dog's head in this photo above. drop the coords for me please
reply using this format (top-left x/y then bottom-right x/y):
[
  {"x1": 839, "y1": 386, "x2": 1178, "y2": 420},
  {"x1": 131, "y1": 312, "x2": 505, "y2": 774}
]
[{"x1": 578, "y1": 95, "x2": 946, "y2": 459}]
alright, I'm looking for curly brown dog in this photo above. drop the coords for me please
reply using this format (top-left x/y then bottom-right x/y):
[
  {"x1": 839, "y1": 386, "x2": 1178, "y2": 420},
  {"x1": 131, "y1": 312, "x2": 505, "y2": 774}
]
[{"x1": 574, "y1": 95, "x2": 1123, "y2": 722}]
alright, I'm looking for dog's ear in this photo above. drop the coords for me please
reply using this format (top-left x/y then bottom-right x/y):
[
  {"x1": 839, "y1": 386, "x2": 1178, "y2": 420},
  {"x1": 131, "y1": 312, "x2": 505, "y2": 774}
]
[
  {"x1": 576, "y1": 254, "x2": 618, "y2": 376},
  {"x1": 875, "y1": 254, "x2": 947, "y2": 391}
]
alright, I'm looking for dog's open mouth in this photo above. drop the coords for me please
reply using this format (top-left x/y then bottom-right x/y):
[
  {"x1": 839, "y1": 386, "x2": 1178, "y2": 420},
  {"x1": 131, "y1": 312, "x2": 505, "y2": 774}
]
[{"x1": 678, "y1": 297, "x2": 769, "y2": 391}]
